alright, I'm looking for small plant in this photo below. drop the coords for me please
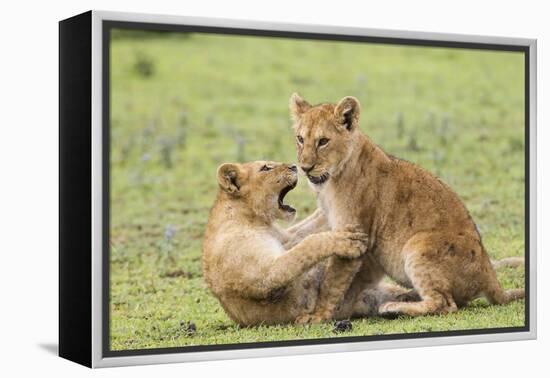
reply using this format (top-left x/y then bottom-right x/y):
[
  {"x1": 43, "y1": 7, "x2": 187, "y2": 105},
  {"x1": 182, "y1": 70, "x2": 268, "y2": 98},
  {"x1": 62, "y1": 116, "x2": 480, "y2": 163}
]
[
  {"x1": 223, "y1": 124, "x2": 248, "y2": 162},
  {"x1": 158, "y1": 137, "x2": 175, "y2": 169},
  {"x1": 140, "y1": 118, "x2": 158, "y2": 153},
  {"x1": 133, "y1": 52, "x2": 155, "y2": 78},
  {"x1": 158, "y1": 224, "x2": 177, "y2": 266},
  {"x1": 175, "y1": 111, "x2": 188, "y2": 148},
  {"x1": 119, "y1": 136, "x2": 135, "y2": 166},
  {"x1": 406, "y1": 130, "x2": 420, "y2": 152},
  {"x1": 396, "y1": 112, "x2": 405, "y2": 139},
  {"x1": 180, "y1": 321, "x2": 197, "y2": 337},
  {"x1": 235, "y1": 133, "x2": 247, "y2": 162},
  {"x1": 432, "y1": 150, "x2": 446, "y2": 175},
  {"x1": 508, "y1": 136, "x2": 524, "y2": 153},
  {"x1": 435, "y1": 114, "x2": 451, "y2": 146},
  {"x1": 164, "y1": 224, "x2": 177, "y2": 242}
]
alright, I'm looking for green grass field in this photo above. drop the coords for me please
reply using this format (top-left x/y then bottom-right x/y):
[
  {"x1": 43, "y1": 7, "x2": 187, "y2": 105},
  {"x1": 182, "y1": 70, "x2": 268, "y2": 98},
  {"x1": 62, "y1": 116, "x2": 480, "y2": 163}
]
[{"x1": 109, "y1": 30, "x2": 525, "y2": 351}]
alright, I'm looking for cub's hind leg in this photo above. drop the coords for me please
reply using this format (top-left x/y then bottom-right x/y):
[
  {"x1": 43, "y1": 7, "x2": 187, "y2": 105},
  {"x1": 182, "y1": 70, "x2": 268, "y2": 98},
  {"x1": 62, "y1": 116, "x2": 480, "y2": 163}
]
[
  {"x1": 349, "y1": 282, "x2": 420, "y2": 318},
  {"x1": 379, "y1": 234, "x2": 458, "y2": 317},
  {"x1": 379, "y1": 231, "x2": 525, "y2": 317}
]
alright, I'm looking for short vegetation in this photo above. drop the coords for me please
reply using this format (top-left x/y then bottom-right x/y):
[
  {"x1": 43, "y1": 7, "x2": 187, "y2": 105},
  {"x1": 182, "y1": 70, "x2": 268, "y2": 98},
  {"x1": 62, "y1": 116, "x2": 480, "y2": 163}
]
[{"x1": 109, "y1": 31, "x2": 525, "y2": 350}]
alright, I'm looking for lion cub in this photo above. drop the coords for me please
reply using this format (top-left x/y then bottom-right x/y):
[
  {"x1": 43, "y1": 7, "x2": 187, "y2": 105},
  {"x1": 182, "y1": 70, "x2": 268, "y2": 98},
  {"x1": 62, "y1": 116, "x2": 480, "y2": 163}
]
[
  {"x1": 202, "y1": 160, "x2": 370, "y2": 326},
  {"x1": 289, "y1": 93, "x2": 524, "y2": 322}
]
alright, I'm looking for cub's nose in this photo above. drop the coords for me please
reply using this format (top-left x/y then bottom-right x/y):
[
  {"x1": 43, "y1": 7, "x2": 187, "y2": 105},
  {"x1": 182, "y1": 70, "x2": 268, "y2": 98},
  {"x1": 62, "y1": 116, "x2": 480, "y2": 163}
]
[
  {"x1": 301, "y1": 165, "x2": 315, "y2": 174},
  {"x1": 289, "y1": 164, "x2": 297, "y2": 173}
]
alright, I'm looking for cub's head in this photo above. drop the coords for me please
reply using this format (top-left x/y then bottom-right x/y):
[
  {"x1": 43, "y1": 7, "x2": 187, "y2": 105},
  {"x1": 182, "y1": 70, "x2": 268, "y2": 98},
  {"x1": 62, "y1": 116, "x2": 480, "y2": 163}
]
[
  {"x1": 216, "y1": 161, "x2": 298, "y2": 222},
  {"x1": 289, "y1": 93, "x2": 361, "y2": 188}
]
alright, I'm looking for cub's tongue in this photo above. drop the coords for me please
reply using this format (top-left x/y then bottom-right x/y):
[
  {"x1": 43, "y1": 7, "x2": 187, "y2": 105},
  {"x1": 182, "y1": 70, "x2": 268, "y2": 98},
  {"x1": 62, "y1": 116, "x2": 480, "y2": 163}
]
[{"x1": 278, "y1": 183, "x2": 296, "y2": 213}]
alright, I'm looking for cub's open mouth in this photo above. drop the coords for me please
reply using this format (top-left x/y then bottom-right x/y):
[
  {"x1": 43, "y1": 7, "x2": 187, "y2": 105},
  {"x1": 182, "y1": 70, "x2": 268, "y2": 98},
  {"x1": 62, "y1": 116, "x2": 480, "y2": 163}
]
[
  {"x1": 278, "y1": 181, "x2": 297, "y2": 213},
  {"x1": 307, "y1": 173, "x2": 329, "y2": 185}
]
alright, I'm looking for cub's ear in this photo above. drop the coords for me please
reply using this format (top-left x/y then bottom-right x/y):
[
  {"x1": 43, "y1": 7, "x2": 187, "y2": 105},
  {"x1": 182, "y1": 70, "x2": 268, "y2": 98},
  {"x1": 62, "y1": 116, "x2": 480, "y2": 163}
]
[
  {"x1": 289, "y1": 93, "x2": 312, "y2": 123},
  {"x1": 217, "y1": 163, "x2": 243, "y2": 194},
  {"x1": 334, "y1": 96, "x2": 361, "y2": 131}
]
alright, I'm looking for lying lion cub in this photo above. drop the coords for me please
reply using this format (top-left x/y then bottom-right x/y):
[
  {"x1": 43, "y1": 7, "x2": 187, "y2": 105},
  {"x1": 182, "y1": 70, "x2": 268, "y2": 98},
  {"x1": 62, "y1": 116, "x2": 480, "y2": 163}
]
[
  {"x1": 289, "y1": 93, "x2": 524, "y2": 322},
  {"x1": 202, "y1": 160, "x2": 405, "y2": 326}
]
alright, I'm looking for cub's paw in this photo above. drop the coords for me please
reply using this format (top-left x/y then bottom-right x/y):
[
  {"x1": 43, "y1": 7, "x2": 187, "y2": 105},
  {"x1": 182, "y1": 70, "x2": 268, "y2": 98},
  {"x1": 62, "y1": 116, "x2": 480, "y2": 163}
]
[
  {"x1": 295, "y1": 314, "x2": 316, "y2": 325},
  {"x1": 395, "y1": 290, "x2": 421, "y2": 302},
  {"x1": 378, "y1": 301, "x2": 404, "y2": 319},
  {"x1": 295, "y1": 313, "x2": 330, "y2": 325},
  {"x1": 332, "y1": 231, "x2": 369, "y2": 259}
]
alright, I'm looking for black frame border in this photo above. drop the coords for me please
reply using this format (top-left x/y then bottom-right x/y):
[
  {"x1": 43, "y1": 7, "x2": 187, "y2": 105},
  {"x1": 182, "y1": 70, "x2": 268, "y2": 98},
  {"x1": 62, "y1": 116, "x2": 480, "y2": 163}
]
[
  {"x1": 59, "y1": 11, "x2": 93, "y2": 367},
  {"x1": 101, "y1": 20, "x2": 531, "y2": 358}
]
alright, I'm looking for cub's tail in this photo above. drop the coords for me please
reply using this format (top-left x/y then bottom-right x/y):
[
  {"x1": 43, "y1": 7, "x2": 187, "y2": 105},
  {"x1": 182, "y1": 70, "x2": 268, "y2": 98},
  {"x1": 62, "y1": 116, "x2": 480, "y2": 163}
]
[
  {"x1": 484, "y1": 256, "x2": 525, "y2": 305},
  {"x1": 491, "y1": 256, "x2": 524, "y2": 270}
]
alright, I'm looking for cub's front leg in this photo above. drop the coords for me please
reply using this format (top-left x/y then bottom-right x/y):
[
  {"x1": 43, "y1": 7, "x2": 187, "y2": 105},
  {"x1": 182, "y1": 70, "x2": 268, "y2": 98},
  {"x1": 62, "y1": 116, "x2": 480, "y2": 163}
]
[
  {"x1": 283, "y1": 209, "x2": 329, "y2": 249},
  {"x1": 286, "y1": 208, "x2": 325, "y2": 235},
  {"x1": 296, "y1": 257, "x2": 364, "y2": 324},
  {"x1": 254, "y1": 230, "x2": 368, "y2": 300},
  {"x1": 296, "y1": 225, "x2": 368, "y2": 324}
]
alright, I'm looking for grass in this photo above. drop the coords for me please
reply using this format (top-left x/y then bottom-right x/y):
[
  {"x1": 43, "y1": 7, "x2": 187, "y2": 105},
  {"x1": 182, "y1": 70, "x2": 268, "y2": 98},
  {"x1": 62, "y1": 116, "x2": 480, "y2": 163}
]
[{"x1": 109, "y1": 30, "x2": 525, "y2": 351}]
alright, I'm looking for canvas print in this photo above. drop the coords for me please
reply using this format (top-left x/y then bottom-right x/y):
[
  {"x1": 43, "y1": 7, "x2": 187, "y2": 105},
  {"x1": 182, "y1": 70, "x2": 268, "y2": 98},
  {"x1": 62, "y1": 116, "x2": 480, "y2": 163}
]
[{"x1": 107, "y1": 27, "x2": 526, "y2": 352}]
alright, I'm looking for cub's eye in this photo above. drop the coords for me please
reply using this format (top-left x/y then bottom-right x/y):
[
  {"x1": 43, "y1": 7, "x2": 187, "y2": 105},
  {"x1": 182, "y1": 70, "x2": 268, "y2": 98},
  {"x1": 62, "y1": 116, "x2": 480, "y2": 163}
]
[
  {"x1": 318, "y1": 138, "x2": 330, "y2": 147},
  {"x1": 296, "y1": 135, "x2": 304, "y2": 144},
  {"x1": 260, "y1": 165, "x2": 273, "y2": 172}
]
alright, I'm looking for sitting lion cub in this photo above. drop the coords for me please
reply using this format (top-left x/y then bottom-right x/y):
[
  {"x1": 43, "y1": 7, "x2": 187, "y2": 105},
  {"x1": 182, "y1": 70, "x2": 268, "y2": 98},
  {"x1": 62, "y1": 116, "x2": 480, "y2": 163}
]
[
  {"x1": 289, "y1": 93, "x2": 524, "y2": 323},
  {"x1": 202, "y1": 160, "x2": 373, "y2": 326}
]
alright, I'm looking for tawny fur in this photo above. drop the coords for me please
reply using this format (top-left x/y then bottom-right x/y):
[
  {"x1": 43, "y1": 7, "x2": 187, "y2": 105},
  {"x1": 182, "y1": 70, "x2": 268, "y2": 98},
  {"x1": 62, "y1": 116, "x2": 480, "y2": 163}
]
[
  {"x1": 289, "y1": 93, "x2": 525, "y2": 322},
  {"x1": 201, "y1": 160, "x2": 405, "y2": 326}
]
